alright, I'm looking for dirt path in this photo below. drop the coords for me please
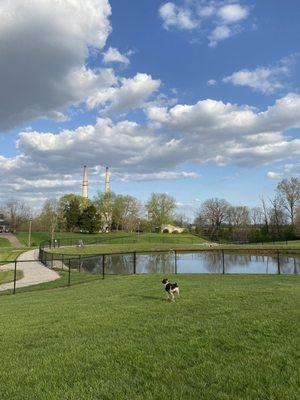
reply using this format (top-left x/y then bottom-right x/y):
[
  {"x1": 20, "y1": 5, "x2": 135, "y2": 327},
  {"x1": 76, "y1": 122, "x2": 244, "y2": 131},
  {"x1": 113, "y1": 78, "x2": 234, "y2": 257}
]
[
  {"x1": 0, "y1": 249, "x2": 60, "y2": 292},
  {"x1": 0, "y1": 233, "x2": 23, "y2": 248}
]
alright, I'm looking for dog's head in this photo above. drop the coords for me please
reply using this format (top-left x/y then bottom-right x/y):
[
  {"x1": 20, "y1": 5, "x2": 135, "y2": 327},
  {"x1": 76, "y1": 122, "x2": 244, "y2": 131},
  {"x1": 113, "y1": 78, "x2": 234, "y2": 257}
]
[{"x1": 162, "y1": 278, "x2": 169, "y2": 284}]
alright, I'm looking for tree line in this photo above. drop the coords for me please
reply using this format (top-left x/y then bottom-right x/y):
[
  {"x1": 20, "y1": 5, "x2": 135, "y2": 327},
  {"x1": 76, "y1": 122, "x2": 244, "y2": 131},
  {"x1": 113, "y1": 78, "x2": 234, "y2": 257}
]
[{"x1": 1, "y1": 177, "x2": 299, "y2": 243}]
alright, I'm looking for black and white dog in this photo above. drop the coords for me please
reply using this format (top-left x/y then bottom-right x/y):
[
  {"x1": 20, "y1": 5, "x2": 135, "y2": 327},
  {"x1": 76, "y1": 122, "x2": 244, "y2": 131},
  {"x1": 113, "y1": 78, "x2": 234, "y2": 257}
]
[{"x1": 162, "y1": 278, "x2": 180, "y2": 301}]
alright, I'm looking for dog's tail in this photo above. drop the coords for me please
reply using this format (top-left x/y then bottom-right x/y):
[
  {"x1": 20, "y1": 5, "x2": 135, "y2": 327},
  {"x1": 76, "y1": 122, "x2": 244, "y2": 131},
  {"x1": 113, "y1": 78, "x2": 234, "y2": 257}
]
[{"x1": 174, "y1": 282, "x2": 178, "y2": 287}]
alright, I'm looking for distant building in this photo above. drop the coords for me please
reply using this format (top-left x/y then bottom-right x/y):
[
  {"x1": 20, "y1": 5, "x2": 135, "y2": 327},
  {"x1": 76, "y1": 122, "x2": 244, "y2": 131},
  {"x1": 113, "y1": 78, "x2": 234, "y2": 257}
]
[
  {"x1": 161, "y1": 224, "x2": 185, "y2": 234},
  {"x1": 0, "y1": 214, "x2": 10, "y2": 233}
]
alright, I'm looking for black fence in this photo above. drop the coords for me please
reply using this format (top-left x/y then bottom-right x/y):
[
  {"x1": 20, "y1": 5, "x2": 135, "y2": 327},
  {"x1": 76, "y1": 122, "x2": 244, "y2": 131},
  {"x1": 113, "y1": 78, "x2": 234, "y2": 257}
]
[{"x1": 1, "y1": 246, "x2": 299, "y2": 296}]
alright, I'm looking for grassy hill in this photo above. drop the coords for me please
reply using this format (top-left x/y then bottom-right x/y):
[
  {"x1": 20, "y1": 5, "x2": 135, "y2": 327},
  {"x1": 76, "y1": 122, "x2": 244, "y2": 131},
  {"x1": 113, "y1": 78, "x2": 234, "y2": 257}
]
[{"x1": 0, "y1": 274, "x2": 298, "y2": 399}]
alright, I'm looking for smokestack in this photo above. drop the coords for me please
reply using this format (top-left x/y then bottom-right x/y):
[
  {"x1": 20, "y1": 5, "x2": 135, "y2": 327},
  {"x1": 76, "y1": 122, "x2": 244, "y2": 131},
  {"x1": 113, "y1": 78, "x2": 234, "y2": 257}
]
[
  {"x1": 104, "y1": 166, "x2": 110, "y2": 194},
  {"x1": 82, "y1": 165, "x2": 88, "y2": 198}
]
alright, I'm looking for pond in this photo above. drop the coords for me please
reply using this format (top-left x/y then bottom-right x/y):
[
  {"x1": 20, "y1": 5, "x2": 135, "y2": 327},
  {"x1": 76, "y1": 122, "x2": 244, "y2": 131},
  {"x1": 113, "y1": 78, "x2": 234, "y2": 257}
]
[{"x1": 68, "y1": 251, "x2": 300, "y2": 275}]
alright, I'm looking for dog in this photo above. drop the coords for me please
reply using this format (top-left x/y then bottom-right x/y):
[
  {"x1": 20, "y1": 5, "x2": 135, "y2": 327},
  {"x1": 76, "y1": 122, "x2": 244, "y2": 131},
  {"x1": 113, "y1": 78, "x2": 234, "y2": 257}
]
[{"x1": 162, "y1": 278, "x2": 180, "y2": 301}]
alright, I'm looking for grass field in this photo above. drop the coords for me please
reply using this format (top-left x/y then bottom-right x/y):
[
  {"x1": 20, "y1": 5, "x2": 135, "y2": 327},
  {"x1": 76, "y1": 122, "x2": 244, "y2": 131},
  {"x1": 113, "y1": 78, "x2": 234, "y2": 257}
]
[
  {"x1": 0, "y1": 270, "x2": 22, "y2": 284},
  {"x1": 0, "y1": 249, "x2": 26, "y2": 262},
  {"x1": 0, "y1": 274, "x2": 299, "y2": 399},
  {"x1": 0, "y1": 237, "x2": 11, "y2": 247}
]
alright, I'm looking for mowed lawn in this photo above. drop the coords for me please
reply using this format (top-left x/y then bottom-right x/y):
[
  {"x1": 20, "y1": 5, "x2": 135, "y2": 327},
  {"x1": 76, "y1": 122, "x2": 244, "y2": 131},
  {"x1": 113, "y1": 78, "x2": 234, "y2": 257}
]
[{"x1": 0, "y1": 274, "x2": 299, "y2": 400}]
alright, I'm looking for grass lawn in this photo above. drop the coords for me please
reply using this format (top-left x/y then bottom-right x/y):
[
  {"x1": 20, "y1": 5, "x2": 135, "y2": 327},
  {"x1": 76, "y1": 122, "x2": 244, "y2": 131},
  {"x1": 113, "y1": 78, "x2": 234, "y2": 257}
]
[
  {"x1": 0, "y1": 274, "x2": 299, "y2": 399},
  {"x1": 0, "y1": 237, "x2": 11, "y2": 247},
  {"x1": 0, "y1": 270, "x2": 22, "y2": 284},
  {"x1": 16, "y1": 231, "x2": 207, "y2": 247},
  {"x1": 0, "y1": 249, "x2": 26, "y2": 262}
]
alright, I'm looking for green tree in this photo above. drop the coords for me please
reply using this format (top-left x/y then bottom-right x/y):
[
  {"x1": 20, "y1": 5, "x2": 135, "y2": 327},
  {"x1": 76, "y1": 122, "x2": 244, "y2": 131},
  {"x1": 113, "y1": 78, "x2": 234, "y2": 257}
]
[
  {"x1": 78, "y1": 204, "x2": 100, "y2": 233},
  {"x1": 145, "y1": 193, "x2": 176, "y2": 229}
]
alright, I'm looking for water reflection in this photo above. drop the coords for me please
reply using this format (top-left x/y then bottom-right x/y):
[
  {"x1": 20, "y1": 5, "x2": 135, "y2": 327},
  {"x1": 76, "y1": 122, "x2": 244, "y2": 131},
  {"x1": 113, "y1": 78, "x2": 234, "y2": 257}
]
[{"x1": 68, "y1": 251, "x2": 300, "y2": 275}]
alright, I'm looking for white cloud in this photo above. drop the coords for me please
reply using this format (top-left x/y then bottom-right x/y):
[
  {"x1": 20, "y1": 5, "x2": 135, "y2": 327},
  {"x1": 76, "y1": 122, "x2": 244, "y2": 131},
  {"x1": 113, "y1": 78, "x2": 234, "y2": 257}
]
[
  {"x1": 222, "y1": 54, "x2": 300, "y2": 94},
  {"x1": 103, "y1": 47, "x2": 130, "y2": 65},
  {"x1": 218, "y1": 4, "x2": 249, "y2": 24},
  {"x1": 0, "y1": 0, "x2": 112, "y2": 132},
  {"x1": 159, "y1": 2, "x2": 198, "y2": 30},
  {"x1": 87, "y1": 73, "x2": 161, "y2": 114},
  {"x1": 1, "y1": 93, "x2": 300, "y2": 203},
  {"x1": 208, "y1": 25, "x2": 231, "y2": 47},
  {"x1": 115, "y1": 171, "x2": 200, "y2": 182},
  {"x1": 267, "y1": 162, "x2": 300, "y2": 179},
  {"x1": 207, "y1": 79, "x2": 217, "y2": 86},
  {"x1": 159, "y1": 1, "x2": 251, "y2": 47}
]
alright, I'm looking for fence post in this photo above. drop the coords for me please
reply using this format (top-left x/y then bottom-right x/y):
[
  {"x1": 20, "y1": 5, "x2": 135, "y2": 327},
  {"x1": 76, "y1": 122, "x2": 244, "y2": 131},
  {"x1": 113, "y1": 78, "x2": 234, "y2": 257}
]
[
  {"x1": 133, "y1": 252, "x2": 136, "y2": 274},
  {"x1": 68, "y1": 259, "x2": 71, "y2": 286},
  {"x1": 174, "y1": 250, "x2": 177, "y2": 274},
  {"x1": 277, "y1": 250, "x2": 280, "y2": 275},
  {"x1": 102, "y1": 254, "x2": 105, "y2": 279},
  {"x1": 78, "y1": 255, "x2": 81, "y2": 273},
  {"x1": 222, "y1": 250, "x2": 225, "y2": 275},
  {"x1": 61, "y1": 255, "x2": 64, "y2": 270},
  {"x1": 51, "y1": 253, "x2": 54, "y2": 269},
  {"x1": 13, "y1": 260, "x2": 17, "y2": 295}
]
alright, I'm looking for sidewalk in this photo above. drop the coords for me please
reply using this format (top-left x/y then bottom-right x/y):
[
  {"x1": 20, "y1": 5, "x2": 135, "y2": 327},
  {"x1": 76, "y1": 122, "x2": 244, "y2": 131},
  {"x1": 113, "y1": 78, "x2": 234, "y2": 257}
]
[{"x1": 0, "y1": 249, "x2": 60, "y2": 292}]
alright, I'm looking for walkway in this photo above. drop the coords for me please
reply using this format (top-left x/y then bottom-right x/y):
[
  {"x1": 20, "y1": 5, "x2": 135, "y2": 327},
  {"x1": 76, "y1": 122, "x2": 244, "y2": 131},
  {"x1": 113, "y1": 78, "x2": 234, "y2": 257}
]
[
  {"x1": 0, "y1": 233, "x2": 23, "y2": 248},
  {"x1": 0, "y1": 249, "x2": 60, "y2": 292}
]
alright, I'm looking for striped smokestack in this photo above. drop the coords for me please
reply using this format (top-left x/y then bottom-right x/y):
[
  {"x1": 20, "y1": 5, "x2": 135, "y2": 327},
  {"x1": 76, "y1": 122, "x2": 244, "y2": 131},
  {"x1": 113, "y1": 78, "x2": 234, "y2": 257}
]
[{"x1": 82, "y1": 165, "x2": 88, "y2": 198}]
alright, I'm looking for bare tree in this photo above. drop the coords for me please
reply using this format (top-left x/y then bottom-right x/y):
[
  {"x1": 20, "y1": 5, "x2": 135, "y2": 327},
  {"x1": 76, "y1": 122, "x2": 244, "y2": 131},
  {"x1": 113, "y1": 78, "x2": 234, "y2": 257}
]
[
  {"x1": 3, "y1": 199, "x2": 31, "y2": 233},
  {"x1": 250, "y1": 207, "x2": 264, "y2": 226},
  {"x1": 277, "y1": 177, "x2": 300, "y2": 225},
  {"x1": 269, "y1": 196, "x2": 287, "y2": 238},
  {"x1": 196, "y1": 198, "x2": 230, "y2": 239},
  {"x1": 228, "y1": 206, "x2": 250, "y2": 227},
  {"x1": 39, "y1": 199, "x2": 60, "y2": 242},
  {"x1": 260, "y1": 196, "x2": 269, "y2": 232}
]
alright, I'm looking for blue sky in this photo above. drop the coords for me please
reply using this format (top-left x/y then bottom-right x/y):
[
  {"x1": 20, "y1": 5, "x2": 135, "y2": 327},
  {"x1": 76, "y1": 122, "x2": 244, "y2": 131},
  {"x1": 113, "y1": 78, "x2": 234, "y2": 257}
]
[{"x1": 0, "y1": 0, "x2": 300, "y2": 217}]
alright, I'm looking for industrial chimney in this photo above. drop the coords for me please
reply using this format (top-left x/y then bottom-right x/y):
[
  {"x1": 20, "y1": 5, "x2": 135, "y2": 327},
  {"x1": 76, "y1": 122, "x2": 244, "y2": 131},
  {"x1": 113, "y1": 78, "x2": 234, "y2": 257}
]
[
  {"x1": 82, "y1": 165, "x2": 88, "y2": 198},
  {"x1": 104, "y1": 166, "x2": 110, "y2": 194}
]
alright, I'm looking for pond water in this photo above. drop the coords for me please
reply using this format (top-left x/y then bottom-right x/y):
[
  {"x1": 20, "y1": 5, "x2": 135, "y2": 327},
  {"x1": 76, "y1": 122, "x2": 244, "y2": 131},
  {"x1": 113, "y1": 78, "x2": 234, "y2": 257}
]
[{"x1": 70, "y1": 251, "x2": 300, "y2": 275}]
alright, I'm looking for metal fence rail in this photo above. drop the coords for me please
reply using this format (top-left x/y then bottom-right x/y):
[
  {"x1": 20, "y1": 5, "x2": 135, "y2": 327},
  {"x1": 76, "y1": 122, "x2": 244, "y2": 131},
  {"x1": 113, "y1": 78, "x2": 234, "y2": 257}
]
[{"x1": 1, "y1": 247, "x2": 299, "y2": 296}]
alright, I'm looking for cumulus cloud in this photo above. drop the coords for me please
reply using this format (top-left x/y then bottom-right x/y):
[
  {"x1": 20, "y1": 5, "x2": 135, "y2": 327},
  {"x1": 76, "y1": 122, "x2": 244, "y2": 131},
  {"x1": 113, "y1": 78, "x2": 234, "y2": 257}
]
[
  {"x1": 103, "y1": 47, "x2": 131, "y2": 65},
  {"x1": 223, "y1": 54, "x2": 299, "y2": 94},
  {"x1": 159, "y1": 1, "x2": 250, "y2": 47},
  {"x1": 0, "y1": 0, "x2": 112, "y2": 132},
  {"x1": 114, "y1": 171, "x2": 200, "y2": 182},
  {"x1": 1, "y1": 92, "x2": 300, "y2": 204},
  {"x1": 159, "y1": 2, "x2": 198, "y2": 30},
  {"x1": 87, "y1": 73, "x2": 161, "y2": 114},
  {"x1": 267, "y1": 162, "x2": 300, "y2": 180}
]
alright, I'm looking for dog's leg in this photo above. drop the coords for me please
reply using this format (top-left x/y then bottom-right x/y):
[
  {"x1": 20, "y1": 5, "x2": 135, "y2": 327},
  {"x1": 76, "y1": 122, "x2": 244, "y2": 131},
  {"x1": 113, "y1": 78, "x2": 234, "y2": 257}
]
[{"x1": 170, "y1": 292, "x2": 175, "y2": 302}]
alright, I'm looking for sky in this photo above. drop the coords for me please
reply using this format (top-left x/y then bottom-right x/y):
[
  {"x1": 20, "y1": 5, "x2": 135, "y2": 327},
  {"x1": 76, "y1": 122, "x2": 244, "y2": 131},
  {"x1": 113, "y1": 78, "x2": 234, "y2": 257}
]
[{"x1": 0, "y1": 0, "x2": 300, "y2": 218}]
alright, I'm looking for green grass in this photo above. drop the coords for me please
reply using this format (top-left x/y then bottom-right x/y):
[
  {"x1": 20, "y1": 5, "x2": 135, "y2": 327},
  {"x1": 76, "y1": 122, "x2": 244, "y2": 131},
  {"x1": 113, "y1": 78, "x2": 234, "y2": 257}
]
[
  {"x1": 0, "y1": 237, "x2": 11, "y2": 247},
  {"x1": 0, "y1": 274, "x2": 298, "y2": 399},
  {"x1": 0, "y1": 270, "x2": 22, "y2": 284},
  {"x1": 0, "y1": 249, "x2": 26, "y2": 262},
  {"x1": 16, "y1": 231, "x2": 207, "y2": 247}
]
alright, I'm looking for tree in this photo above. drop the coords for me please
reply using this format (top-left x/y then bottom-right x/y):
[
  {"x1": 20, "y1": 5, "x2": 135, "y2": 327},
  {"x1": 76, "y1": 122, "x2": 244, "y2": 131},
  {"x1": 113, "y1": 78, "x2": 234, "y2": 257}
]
[
  {"x1": 269, "y1": 196, "x2": 287, "y2": 239},
  {"x1": 78, "y1": 204, "x2": 100, "y2": 233},
  {"x1": 250, "y1": 207, "x2": 264, "y2": 226},
  {"x1": 93, "y1": 192, "x2": 116, "y2": 232},
  {"x1": 277, "y1": 177, "x2": 300, "y2": 226},
  {"x1": 39, "y1": 199, "x2": 60, "y2": 242},
  {"x1": 227, "y1": 206, "x2": 250, "y2": 227},
  {"x1": 112, "y1": 195, "x2": 141, "y2": 232},
  {"x1": 196, "y1": 198, "x2": 230, "y2": 239},
  {"x1": 145, "y1": 193, "x2": 176, "y2": 229},
  {"x1": 3, "y1": 199, "x2": 31, "y2": 233},
  {"x1": 59, "y1": 194, "x2": 89, "y2": 232}
]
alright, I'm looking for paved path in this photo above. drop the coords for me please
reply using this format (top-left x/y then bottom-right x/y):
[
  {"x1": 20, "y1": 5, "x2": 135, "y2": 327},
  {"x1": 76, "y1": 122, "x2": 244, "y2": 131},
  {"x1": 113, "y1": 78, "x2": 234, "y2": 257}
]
[
  {"x1": 0, "y1": 233, "x2": 23, "y2": 248},
  {"x1": 0, "y1": 250, "x2": 60, "y2": 292}
]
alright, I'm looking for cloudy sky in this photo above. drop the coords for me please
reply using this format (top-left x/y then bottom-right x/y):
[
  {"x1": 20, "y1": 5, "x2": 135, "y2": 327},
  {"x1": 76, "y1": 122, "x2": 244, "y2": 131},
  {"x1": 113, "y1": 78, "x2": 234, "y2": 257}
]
[{"x1": 1, "y1": 0, "x2": 300, "y2": 215}]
